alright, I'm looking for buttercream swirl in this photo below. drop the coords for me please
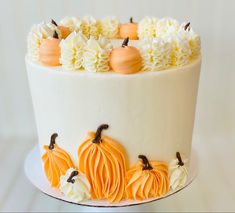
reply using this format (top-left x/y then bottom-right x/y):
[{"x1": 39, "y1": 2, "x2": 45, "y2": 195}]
[
  {"x1": 140, "y1": 38, "x2": 172, "y2": 71},
  {"x1": 156, "y1": 18, "x2": 179, "y2": 37},
  {"x1": 60, "y1": 32, "x2": 87, "y2": 70},
  {"x1": 138, "y1": 17, "x2": 158, "y2": 39},
  {"x1": 170, "y1": 33, "x2": 192, "y2": 66},
  {"x1": 81, "y1": 16, "x2": 100, "y2": 39},
  {"x1": 60, "y1": 16, "x2": 82, "y2": 32},
  {"x1": 100, "y1": 16, "x2": 120, "y2": 39},
  {"x1": 179, "y1": 22, "x2": 201, "y2": 58},
  {"x1": 42, "y1": 134, "x2": 75, "y2": 188},
  {"x1": 169, "y1": 152, "x2": 188, "y2": 190},
  {"x1": 27, "y1": 22, "x2": 56, "y2": 61},
  {"x1": 126, "y1": 156, "x2": 169, "y2": 200},
  {"x1": 83, "y1": 36, "x2": 112, "y2": 72},
  {"x1": 60, "y1": 168, "x2": 91, "y2": 202},
  {"x1": 78, "y1": 127, "x2": 126, "y2": 203}
]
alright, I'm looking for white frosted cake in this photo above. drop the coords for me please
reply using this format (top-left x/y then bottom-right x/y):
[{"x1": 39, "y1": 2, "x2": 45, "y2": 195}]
[{"x1": 26, "y1": 16, "x2": 201, "y2": 203}]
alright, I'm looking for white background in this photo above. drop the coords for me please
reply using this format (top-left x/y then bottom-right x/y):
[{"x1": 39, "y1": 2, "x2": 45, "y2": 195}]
[{"x1": 0, "y1": 0, "x2": 235, "y2": 212}]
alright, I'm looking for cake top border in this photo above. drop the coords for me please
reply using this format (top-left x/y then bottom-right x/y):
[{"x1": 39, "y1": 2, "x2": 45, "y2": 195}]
[{"x1": 27, "y1": 16, "x2": 201, "y2": 74}]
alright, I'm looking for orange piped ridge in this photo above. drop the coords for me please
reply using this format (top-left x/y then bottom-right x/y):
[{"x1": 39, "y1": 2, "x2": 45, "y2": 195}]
[
  {"x1": 125, "y1": 156, "x2": 169, "y2": 200},
  {"x1": 78, "y1": 127, "x2": 127, "y2": 203},
  {"x1": 42, "y1": 134, "x2": 75, "y2": 188}
]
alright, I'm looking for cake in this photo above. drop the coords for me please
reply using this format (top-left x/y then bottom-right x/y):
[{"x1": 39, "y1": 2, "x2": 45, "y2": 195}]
[{"x1": 26, "y1": 16, "x2": 201, "y2": 203}]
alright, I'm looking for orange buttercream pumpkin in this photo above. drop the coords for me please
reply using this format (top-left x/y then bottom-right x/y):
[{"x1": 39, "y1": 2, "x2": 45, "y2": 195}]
[
  {"x1": 126, "y1": 155, "x2": 169, "y2": 200},
  {"x1": 51, "y1": 19, "x2": 71, "y2": 39},
  {"x1": 42, "y1": 133, "x2": 75, "y2": 188},
  {"x1": 109, "y1": 37, "x2": 142, "y2": 74},
  {"x1": 120, "y1": 17, "x2": 138, "y2": 40},
  {"x1": 39, "y1": 31, "x2": 61, "y2": 66},
  {"x1": 78, "y1": 124, "x2": 127, "y2": 203}
]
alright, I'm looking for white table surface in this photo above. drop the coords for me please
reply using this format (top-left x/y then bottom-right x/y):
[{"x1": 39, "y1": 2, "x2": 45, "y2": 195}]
[{"x1": 0, "y1": 132, "x2": 234, "y2": 212}]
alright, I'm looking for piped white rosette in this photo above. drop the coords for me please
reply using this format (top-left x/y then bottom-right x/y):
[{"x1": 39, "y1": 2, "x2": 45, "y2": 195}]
[
  {"x1": 83, "y1": 36, "x2": 113, "y2": 72},
  {"x1": 155, "y1": 17, "x2": 179, "y2": 38},
  {"x1": 81, "y1": 16, "x2": 100, "y2": 39},
  {"x1": 100, "y1": 16, "x2": 120, "y2": 39},
  {"x1": 169, "y1": 32, "x2": 192, "y2": 66},
  {"x1": 179, "y1": 22, "x2": 201, "y2": 58},
  {"x1": 138, "y1": 16, "x2": 158, "y2": 39},
  {"x1": 60, "y1": 32, "x2": 87, "y2": 70},
  {"x1": 60, "y1": 168, "x2": 90, "y2": 202},
  {"x1": 169, "y1": 152, "x2": 188, "y2": 191},
  {"x1": 140, "y1": 37, "x2": 172, "y2": 71},
  {"x1": 27, "y1": 22, "x2": 57, "y2": 61},
  {"x1": 60, "y1": 16, "x2": 82, "y2": 32}
]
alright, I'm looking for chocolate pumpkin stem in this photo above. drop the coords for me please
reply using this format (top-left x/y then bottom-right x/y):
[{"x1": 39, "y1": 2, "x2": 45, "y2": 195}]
[
  {"x1": 176, "y1": 152, "x2": 184, "y2": 166},
  {"x1": 53, "y1": 30, "x2": 59, "y2": 39},
  {"x1": 130, "y1": 17, "x2": 133, "y2": 23},
  {"x1": 92, "y1": 124, "x2": 109, "y2": 144},
  {"x1": 122, "y1": 37, "x2": 129, "y2": 47},
  {"x1": 49, "y1": 133, "x2": 58, "y2": 150},
  {"x1": 67, "y1": 170, "x2": 79, "y2": 184},
  {"x1": 51, "y1": 19, "x2": 58, "y2": 26},
  {"x1": 184, "y1": 22, "x2": 190, "y2": 31},
  {"x1": 138, "y1": 155, "x2": 153, "y2": 170}
]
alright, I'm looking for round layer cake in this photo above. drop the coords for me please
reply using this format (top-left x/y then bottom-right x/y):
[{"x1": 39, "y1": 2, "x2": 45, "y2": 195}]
[{"x1": 26, "y1": 16, "x2": 201, "y2": 203}]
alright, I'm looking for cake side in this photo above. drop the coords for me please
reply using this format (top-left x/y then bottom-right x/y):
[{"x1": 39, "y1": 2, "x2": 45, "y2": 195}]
[{"x1": 26, "y1": 57, "x2": 201, "y2": 167}]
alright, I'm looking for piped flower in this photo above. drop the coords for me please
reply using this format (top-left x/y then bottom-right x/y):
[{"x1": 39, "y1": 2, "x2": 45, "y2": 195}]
[
  {"x1": 27, "y1": 22, "x2": 56, "y2": 61},
  {"x1": 83, "y1": 36, "x2": 112, "y2": 72},
  {"x1": 156, "y1": 17, "x2": 179, "y2": 37},
  {"x1": 169, "y1": 152, "x2": 188, "y2": 190},
  {"x1": 179, "y1": 22, "x2": 201, "y2": 58},
  {"x1": 125, "y1": 155, "x2": 169, "y2": 200},
  {"x1": 140, "y1": 38, "x2": 172, "y2": 71},
  {"x1": 60, "y1": 32, "x2": 87, "y2": 70},
  {"x1": 60, "y1": 168, "x2": 91, "y2": 202},
  {"x1": 60, "y1": 16, "x2": 82, "y2": 32},
  {"x1": 100, "y1": 16, "x2": 120, "y2": 39},
  {"x1": 138, "y1": 17, "x2": 158, "y2": 39},
  {"x1": 81, "y1": 16, "x2": 100, "y2": 39}
]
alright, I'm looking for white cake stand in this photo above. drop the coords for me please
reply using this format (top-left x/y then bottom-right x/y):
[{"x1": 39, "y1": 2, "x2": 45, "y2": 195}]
[{"x1": 24, "y1": 145, "x2": 198, "y2": 211}]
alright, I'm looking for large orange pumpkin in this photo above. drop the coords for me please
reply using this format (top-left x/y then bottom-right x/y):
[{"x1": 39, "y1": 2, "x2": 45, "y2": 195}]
[
  {"x1": 126, "y1": 155, "x2": 169, "y2": 200},
  {"x1": 78, "y1": 124, "x2": 127, "y2": 203},
  {"x1": 42, "y1": 133, "x2": 75, "y2": 188},
  {"x1": 119, "y1": 17, "x2": 138, "y2": 40},
  {"x1": 39, "y1": 31, "x2": 61, "y2": 66},
  {"x1": 109, "y1": 37, "x2": 142, "y2": 74},
  {"x1": 51, "y1": 19, "x2": 71, "y2": 39}
]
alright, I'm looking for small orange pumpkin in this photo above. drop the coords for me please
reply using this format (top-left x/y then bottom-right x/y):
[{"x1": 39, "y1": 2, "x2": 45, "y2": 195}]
[
  {"x1": 120, "y1": 17, "x2": 138, "y2": 40},
  {"x1": 109, "y1": 37, "x2": 142, "y2": 74},
  {"x1": 42, "y1": 133, "x2": 75, "y2": 188},
  {"x1": 78, "y1": 124, "x2": 127, "y2": 203},
  {"x1": 39, "y1": 31, "x2": 61, "y2": 66},
  {"x1": 51, "y1": 19, "x2": 71, "y2": 39},
  {"x1": 126, "y1": 155, "x2": 169, "y2": 200}
]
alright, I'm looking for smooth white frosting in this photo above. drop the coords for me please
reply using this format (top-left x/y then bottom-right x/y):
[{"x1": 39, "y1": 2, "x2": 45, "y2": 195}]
[
  {"x1": 26, "y1": 56, "x2": 201, "y2": 167},
  {"x1": 27, "y1": 22, "x2": 56, "y2": 61},
  {"x1": 100, "y1": 16, "x2": 120, "y2": 39},
  {"x1": 140, "y1": 38, "x2": 172, "y2": 71},
  {"x1": 83, "y1": 36, "x2": 112, "y2": 72},
  {"x1": 60, "y1": 32, "x2": 87, "y2": 70},
  {"x1": 60, "y1": 168, "x2": 90, "y2": 202},
  {"x1": 60, "y1": 16, "x2": 82, "y2": 32},
  {"x1": 138, "y1": 17, "x2": 158, "y2": 39},
  {"x1": 169, "y1": 158, "x2": 188, "y2": 190}
]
